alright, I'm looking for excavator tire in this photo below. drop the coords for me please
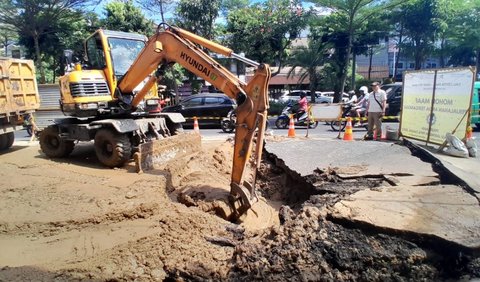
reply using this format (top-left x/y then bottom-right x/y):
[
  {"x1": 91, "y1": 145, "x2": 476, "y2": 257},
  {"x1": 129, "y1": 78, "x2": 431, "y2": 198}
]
[
  {"x1": 40, "y1": 126, "x2": 75, "y2": 158},
  {"x1": 94, "y1": 128, "x2": 132, "y2": 168},
  {"x1": 167, "y1": 121, "x2": 184, "y2": 136}
]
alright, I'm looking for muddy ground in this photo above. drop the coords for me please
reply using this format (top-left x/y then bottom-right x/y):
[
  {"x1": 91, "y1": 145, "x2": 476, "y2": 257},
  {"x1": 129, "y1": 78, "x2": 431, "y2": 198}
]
[{"x1": 0, "y1": 137, "x2": 479, "y2": 281}]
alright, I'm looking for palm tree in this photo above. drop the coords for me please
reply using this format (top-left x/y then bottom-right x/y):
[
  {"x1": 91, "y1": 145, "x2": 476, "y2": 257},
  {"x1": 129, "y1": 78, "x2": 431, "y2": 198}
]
[{"x1": 286, "y1": 39, "x2": 331, "y2": 103}]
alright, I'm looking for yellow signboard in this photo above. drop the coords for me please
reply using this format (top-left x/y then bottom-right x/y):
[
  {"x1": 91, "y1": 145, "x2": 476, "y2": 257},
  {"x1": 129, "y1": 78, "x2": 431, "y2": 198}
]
[{"x1": 400, "y1": 67, "x2": 474, "y2": 145}]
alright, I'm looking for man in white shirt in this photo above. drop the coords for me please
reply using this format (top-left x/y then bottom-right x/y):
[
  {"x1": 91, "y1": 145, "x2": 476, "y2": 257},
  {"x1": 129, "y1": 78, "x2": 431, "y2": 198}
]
[{"x1": 365, "y1": 82, "x2": 387, "y2": 140}]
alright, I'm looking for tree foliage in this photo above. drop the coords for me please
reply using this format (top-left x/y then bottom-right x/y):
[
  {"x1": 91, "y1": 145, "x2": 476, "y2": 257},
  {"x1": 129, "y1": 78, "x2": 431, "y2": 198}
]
[
  {"x1": 102, "y1": 0, "x2": 154, "y2": 35},
  {"x1": 0, "y1": 0, "x2": 88, "y2": 83},
  {"x1": 309, "y1": 0, "x2": 396, "y2": 102},
  {"x1": 287, "y1": 39, "x2": 333, "y2": 102},
  {"x1": 175, "y1": 0, "x2": 221, "y2": 40},
  {"x1": 220, "y1": 0, "x2": 249, "y2": 18},
  {"x1": 225, "y1": 0, "x2": 308, "y2": 75},
  {"x1": 400, "y1": 0, "x2": 438, "y2": 70},
  {"x1": 0, "y1": 24, "x2": 18, "y2": 56},
  {"x1": 136, "y1": 0, "x2": 176, "y2": 23},
  {"x1": 442, "y1": 1, "x2": 480, "y2": 74}
]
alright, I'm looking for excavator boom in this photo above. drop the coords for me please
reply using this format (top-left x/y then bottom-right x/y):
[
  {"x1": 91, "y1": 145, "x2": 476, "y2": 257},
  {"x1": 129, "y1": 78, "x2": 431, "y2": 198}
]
[{"x1": 122, "y1": 25, "x2": 271, "y2": 219}]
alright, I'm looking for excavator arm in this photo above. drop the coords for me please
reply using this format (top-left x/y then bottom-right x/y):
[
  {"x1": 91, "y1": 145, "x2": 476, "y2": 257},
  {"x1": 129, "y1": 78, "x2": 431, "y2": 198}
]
[{"x1": 119, "y1": 24, "x2": 271, "y2": 218}]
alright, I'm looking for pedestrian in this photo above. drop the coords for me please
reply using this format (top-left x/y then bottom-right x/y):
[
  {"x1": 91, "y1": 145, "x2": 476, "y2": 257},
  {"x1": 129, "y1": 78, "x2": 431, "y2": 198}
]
[{"x1": 365, "y1": 82, "x2": 387, "y2": 140}]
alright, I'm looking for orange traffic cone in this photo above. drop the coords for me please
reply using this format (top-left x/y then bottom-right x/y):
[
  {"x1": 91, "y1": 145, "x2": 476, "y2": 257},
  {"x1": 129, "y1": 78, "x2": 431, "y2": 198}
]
[
  {"x1": 193, "y1": 116, "x2": 200, "y2": 134},
  {"x1": 381, "y1": 128, "x2": 387, "y2": 140},
  {"x1": 288, "y1": 114, "x2": 296, "y2": 137},
  {"x1": 343, "y1": 117, "x2": 354, "y2": 141},
  {"x1": 466, "y1": 126, "x2": 473, "y2": 140}
]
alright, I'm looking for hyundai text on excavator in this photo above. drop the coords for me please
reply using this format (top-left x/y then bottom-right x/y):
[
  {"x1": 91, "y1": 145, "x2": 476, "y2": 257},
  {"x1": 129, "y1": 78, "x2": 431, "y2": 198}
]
[{"x1": 39, "y1": 23, "x2": 271, "y2": 219}]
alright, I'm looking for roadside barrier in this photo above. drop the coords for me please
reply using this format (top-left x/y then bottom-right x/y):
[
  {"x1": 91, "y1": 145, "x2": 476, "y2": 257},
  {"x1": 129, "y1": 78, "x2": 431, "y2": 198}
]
[
  {"x1": 334, "y1": 116, "x2": 400, "y2": 122},
  {"x1": 183, "y1": 115, "x2": 400, "y2": 122}
]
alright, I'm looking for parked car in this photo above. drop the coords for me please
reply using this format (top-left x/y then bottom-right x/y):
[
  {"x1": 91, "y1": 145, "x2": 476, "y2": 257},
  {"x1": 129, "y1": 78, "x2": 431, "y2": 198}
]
[
  {"x1": 162, "y1": 93, "x2": 236, "y2": 126},
  {"x1": 381, "y1": 83, "x2": 403, "y2": 117},
  {"x1": 319, "y1": 91, "x2": 350, "y2": 103},
  {"x1": 278, "y1": 90, "x2": 335, "y2": 104}
]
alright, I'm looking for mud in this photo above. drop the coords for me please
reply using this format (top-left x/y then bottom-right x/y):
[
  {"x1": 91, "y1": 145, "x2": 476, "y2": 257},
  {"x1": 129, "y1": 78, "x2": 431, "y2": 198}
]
[{"x1": 0, "y1": 139, "x2": 479, "y2": 281}]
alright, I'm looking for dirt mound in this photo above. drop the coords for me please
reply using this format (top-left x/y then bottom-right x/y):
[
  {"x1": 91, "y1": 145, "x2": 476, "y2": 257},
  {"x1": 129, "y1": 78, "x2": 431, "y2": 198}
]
[{"x1": 1, "y1": 140, "x2": 479, "y2": 281}]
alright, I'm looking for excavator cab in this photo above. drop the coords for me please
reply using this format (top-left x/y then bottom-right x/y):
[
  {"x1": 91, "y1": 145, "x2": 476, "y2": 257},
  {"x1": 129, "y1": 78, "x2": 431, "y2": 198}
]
[{"x1": 59, "y1": 29, "x2": 161, "y2": 117}]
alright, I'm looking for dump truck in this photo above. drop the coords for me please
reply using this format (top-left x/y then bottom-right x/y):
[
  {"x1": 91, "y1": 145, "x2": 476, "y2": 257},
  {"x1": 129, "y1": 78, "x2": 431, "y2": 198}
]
[
  {"x1": 39, "y1": 23, "x2": 271, "y2": 218},
  {"x1": 0, "y1": 58, "x2": 40, "y2": 150}
]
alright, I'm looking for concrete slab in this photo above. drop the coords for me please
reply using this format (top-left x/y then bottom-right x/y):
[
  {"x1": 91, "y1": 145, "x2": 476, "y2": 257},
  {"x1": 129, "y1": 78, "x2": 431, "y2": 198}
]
[
  {"x1": 414, "y1": 143, "x2": 480, "y2": 194},
  {"x1": 385, "y1": 175, "x2": 440, "y2": 186},
  {"x1": 330, "y1": 185, "x2": 480, "y2": 250},
  {"x1": 265, "y1": 138, "x2": 437, "y2": 181}
]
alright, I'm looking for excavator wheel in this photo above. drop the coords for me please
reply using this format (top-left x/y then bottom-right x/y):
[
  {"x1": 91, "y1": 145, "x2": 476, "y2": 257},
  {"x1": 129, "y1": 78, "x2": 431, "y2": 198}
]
[
  {"x1": 40, "y1": 126, "x2": 75, "y2": 158},
  {"x1": 94, "y1": 128, "x2": 132, "y2": 168},
  {"x1": 167, "y1": 121, "x2": 184, "y2": 136}
]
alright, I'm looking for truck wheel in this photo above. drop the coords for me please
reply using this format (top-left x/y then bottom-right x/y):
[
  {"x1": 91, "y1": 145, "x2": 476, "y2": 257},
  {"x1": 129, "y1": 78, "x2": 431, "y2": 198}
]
[
  {"x1": 5, "y1": 132, "x2": 14, "y2": 149},
  {"x1": 94, "y1": 129, "x2": 132, "y2": 168},
  {"x1": 40, "y1": 126, "x2": 75, "y2": 157},
  {"x1": 0, "y1": 134, "x2": 8, "y2": 150}
]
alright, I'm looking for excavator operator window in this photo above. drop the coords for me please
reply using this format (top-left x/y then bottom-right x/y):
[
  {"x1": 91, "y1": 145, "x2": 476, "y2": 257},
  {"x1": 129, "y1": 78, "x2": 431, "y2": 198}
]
[
  {"x1": 108, "y1": 38, "x2": 145, "y2": 78},
  {"x1": 85, "y1": 34, "x2": 106, "y2": 69}
]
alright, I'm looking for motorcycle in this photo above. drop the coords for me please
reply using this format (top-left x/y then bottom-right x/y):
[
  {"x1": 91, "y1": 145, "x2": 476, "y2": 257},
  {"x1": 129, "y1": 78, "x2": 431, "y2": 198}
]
[
  {"x1": 23, "y1": 113, "x2": 35, "y2": 137},
  {"x1": 275, "y1": 103, "x2": 318, "y2": 129},
  {"x1": 221, "y1": 109, "x2": 236, "y2": 133},
  {"x1": 330, "y1": 102, "x2": 367, "y2": 131},
  {"x1": 221, "y1": 109, "x2": 270, "y2": 133}
]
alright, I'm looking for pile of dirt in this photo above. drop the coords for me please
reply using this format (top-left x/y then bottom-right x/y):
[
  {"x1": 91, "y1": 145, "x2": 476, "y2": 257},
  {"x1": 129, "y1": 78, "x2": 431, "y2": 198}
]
[{"x1": 1, "y1": 139, "x2": 479, "y2": 281}]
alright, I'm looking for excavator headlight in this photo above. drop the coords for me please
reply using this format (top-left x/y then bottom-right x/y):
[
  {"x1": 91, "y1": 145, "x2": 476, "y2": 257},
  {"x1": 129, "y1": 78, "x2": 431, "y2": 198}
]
[
  {"x1": 77, "y1": 103, "x2": 98, "y2": 110},
  {"x1": 146, "y1": 99, "x2": 159, "y2": 106}
]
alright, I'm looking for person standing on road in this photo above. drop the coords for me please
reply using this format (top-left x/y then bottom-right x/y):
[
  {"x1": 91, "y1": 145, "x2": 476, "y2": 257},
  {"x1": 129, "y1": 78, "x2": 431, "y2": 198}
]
[{"x1": 365, "y1": 82, "x2": 387, "y2": 140}]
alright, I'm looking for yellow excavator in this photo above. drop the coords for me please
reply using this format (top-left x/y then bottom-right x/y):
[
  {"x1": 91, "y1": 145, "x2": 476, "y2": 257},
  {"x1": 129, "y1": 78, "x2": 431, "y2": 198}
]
[{"x1": 39, "y1": 23, "x2": 271, "y2": 218}]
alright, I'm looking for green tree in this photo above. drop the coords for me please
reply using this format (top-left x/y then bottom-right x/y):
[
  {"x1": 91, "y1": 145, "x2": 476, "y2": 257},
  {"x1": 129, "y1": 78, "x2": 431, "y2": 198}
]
[
  {"x1": 175, "y1": 0, "x2": 221, "y2": 39},
  {"x1": 102, "y1": 0, "x2": 154, "y2": 35},
  {"x1": 446, "y1": 1, "x2": 480, "y2": 74},
  {"x1": 400, "y1": 0, "x2": 439, "y2": 70},
  {"x1": 310, "y1": 0, "x2": 399, "y2": 102},
  {"x1": 220, "y1": 0, "x2": 249, "y2": 18},
  {"x1": 0, "y1": 0, "x2": 88, "y2": 83},
  {"x1": 0, "y1": 24, "x2": 17, "y2": 56},
  {"x1": 137, "y1": 0, "x2": 176, "y2": 23},
  {"x1": 433, "y1": 0, "x2": 463, "y2": 67},
  {"x1": 225, "y1": 0, "x2": 308, "y2": 75},
  {"x1": 286, "y1": 39, "x2": 332, "y2": 102}
]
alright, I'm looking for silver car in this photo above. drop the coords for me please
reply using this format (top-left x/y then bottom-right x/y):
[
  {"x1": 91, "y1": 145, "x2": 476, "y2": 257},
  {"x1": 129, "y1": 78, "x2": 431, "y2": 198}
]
[{"x1": 278, "y1": 90, "x2": 333, "y2": 104}]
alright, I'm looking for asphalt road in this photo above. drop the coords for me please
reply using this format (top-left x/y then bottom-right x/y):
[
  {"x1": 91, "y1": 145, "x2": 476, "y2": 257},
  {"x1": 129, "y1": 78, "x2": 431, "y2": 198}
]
[{"x1": 13, "y1": 119, "x2": 480, "y2": 148}]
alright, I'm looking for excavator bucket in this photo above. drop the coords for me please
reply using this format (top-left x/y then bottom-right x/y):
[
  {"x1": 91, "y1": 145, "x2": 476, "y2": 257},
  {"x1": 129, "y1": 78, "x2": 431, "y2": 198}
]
[{"x1": 134, "y1": 133, "x2": 201, "y2": 173}]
